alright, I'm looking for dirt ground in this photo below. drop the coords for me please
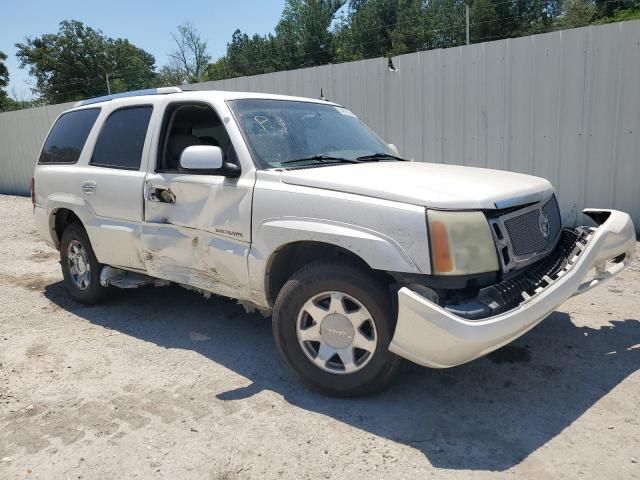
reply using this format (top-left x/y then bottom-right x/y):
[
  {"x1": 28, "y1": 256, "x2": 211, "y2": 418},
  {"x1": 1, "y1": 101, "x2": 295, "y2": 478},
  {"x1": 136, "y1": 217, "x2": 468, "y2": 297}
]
[{"x1": 0, "y1": 194, "x2": 638, "y2": 480}]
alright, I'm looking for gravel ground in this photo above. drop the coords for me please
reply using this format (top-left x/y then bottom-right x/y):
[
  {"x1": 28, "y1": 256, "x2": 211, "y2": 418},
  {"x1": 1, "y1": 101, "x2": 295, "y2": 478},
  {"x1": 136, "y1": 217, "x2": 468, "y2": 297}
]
[{"x1": 0, "y1": 194, "x2": 638, "y2": 480}]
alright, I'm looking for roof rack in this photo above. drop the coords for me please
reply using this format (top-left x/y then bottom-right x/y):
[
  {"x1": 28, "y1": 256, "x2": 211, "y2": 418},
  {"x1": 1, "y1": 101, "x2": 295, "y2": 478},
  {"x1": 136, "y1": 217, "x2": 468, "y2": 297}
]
[{"x1": 75, "y1": 86, "x2": 182, "y2": 107}]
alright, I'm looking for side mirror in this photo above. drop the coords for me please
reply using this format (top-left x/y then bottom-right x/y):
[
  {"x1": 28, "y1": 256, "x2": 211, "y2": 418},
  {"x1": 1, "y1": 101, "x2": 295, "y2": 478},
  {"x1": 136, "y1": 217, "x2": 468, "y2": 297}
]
[
  {"x1": 180, "y1": 145, "x2": 224, "y2": 171},
  {"x1": 388, "y1": 143, "x2": 400, "y2": 156}
]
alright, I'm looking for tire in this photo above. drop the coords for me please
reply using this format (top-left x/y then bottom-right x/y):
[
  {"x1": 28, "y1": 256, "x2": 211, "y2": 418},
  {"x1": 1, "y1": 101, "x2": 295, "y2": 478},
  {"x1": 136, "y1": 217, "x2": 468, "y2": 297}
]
[
  {"x1": 272, "y1": 260, "x2": 403, "y2": 396},
  {"x1": 60, "y1": 222, "x2": 113, "y2": 305}
]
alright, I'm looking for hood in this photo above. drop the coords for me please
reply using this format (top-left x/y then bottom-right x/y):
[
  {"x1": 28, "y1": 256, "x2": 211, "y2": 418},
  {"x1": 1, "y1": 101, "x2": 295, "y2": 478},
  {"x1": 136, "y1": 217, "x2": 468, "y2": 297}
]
[{"x1": 280, "y1": 162, "x2": 554, "y2": 210}]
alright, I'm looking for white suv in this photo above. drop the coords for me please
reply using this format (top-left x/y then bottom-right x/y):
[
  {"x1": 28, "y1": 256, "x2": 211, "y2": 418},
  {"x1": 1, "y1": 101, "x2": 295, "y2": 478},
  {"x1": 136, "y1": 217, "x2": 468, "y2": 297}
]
[{"x1": 32, "y1": 87, "x2": 636, "y2": 395}]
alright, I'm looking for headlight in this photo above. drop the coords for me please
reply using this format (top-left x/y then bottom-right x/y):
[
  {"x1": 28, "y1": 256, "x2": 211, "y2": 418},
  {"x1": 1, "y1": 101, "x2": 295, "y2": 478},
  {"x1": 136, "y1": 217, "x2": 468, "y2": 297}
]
[{"x1": 427, "y1": 210, "x2": 499, "y2": 275}]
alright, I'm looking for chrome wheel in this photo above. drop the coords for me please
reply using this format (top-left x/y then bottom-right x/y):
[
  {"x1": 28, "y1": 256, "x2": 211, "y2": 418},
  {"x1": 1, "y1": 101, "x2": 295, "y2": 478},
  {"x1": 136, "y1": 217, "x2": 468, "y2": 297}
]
[
  {"x1": 67, "y1": 240, "x2": 91, "y2": 290},
  {"x1": 296, "y1": 291, "x2": 378, "y2": 374}
]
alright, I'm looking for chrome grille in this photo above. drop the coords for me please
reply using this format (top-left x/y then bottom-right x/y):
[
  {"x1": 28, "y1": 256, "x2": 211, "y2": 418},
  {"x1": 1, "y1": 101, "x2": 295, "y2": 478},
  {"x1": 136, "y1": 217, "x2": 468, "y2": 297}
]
[
  {"x1": 504, "y1": 196, "x2": 561, "y2": 257},
  {"x1": 490, "y1": 195, "x2": 562, "y2": 272}
]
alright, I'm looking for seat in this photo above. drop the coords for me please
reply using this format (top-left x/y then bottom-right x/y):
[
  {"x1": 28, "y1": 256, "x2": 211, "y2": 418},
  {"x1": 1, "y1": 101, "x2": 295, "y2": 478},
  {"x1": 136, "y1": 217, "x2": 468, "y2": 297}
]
[
  {"x1": 167, "y1": 133, "x2": 202, "y2": 170},
  {"x1": 199, "y1": 136, "x2": 220, "y2": 147}
]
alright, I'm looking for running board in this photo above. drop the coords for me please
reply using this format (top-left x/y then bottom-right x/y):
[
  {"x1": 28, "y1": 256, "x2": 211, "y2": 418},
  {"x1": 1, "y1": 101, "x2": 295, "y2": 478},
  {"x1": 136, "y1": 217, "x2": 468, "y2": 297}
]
[{"x1": 100, "y1": 266, "x2": 170, "y2": 289}]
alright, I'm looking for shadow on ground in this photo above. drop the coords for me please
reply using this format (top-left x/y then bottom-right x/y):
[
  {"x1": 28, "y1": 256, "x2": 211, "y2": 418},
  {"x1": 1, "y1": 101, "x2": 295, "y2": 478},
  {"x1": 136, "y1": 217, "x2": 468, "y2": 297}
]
[{"x1": 44, "y1": 281, "x2": 640, "y2": 471}]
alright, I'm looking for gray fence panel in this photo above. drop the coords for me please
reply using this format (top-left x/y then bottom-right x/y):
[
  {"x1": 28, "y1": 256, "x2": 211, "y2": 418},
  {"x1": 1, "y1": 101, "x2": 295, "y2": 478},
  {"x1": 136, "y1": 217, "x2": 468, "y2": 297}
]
[{"x1": 0, "y1": 21, "x2": 638, "y2": 231}]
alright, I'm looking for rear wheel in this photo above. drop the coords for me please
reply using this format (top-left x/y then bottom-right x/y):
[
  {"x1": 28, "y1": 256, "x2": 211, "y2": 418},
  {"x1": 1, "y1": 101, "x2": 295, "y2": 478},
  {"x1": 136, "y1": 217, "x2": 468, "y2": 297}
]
[
  {"x1": 272, "y1": 261, "x2": 403, "y2": 396},
  {"x1": 60, "y1": 223, "x2": 113, "y2": 305}
]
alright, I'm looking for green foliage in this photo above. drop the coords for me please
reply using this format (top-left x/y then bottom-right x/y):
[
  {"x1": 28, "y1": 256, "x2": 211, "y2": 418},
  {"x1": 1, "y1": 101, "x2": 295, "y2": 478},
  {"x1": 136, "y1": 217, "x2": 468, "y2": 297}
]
[
  {"x1": 0, "y1": 51, "x2": 11, "y2": 111},
  {"x1": 203, "y1": 0, "x2": 635, "y2": 83},
  {"x1": 594, "y1": 3, "x2": 640, "y2": 23},
  {"x1": 277, "y1": 0, "x2": 344, "y2": 67},
  {"x1": 15, "y1": 20, "x2": 156, "y2": 103},
  {"x1": 554, "y1": 0, "x2": 598, "y2": 28}
]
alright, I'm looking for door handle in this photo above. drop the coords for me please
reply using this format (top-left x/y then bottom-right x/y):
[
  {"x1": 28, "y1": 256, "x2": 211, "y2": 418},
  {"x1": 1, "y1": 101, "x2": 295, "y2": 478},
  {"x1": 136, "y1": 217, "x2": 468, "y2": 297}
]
[
  {"x1": 146, "y1": 186, "x2": 176, "y2": 204},
  {"x1": 157, "y1": 188, "x2": 176, "y2": 204},
  {"x1": 81, "y1": 181, "x2": 97, "y2": 195}
]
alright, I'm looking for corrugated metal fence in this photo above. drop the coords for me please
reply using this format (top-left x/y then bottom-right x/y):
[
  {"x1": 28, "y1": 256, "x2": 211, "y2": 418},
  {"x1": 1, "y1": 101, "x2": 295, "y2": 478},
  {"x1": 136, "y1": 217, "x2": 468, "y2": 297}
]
[{"x1": 1, "y1": 21, "x2": 639, "y2": 230}]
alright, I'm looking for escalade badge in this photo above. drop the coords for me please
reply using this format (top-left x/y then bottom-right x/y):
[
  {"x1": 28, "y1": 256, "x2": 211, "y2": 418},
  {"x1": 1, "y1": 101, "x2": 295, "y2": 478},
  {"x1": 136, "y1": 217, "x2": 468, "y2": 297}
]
[{"x1": 538, "y1": 210, "x2": 550, "y2": 238}]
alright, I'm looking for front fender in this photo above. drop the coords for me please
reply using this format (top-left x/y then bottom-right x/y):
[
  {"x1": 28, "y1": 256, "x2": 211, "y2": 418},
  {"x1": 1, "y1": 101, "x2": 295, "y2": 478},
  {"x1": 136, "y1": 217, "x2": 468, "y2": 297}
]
[{"x1": 258, "y1": 217, "x2": 421, "y2": 273}]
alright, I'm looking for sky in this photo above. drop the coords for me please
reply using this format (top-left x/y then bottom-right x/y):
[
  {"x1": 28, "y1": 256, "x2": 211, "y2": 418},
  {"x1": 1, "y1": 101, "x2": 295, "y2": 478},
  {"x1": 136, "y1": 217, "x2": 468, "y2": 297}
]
[{"x1": 0, "y1": 0, "x2": 287, "y2": 98}]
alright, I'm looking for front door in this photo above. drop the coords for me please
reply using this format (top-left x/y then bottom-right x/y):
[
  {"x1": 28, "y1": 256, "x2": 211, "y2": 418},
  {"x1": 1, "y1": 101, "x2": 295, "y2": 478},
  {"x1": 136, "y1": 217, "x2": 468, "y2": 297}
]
[{"x1": 141, "y1": 102, "x2": 254, "y2": 299}]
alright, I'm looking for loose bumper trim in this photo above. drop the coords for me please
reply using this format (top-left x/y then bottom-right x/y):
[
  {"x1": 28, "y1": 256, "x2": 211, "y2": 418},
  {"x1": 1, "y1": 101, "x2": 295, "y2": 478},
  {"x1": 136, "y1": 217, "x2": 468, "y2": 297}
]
[{"x1": 388, "y1": 209, "x2": 636, "y2": 368}]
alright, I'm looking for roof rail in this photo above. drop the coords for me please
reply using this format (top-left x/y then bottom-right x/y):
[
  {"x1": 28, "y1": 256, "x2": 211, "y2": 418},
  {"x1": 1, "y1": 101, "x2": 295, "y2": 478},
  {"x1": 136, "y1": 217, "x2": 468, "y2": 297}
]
[{"x1": 75, "y1": 86, "x2": 182, "y2": 107}]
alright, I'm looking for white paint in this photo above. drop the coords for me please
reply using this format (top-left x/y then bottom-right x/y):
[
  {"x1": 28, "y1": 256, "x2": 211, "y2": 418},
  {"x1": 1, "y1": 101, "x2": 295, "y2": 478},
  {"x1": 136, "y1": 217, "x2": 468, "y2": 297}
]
[
  {"x1": 390, "y1": 209, "x2": 636, "y2": 367},
  {"x1": 179, "y1": 145, "x2": 224, "y2": 170},
  {"x1": 280, "y1": 161, "x2": 553, "y2": 210}
]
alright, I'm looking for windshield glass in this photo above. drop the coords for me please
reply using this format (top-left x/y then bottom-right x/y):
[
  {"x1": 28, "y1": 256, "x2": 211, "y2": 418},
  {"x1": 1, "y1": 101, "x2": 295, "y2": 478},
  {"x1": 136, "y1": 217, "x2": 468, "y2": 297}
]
[{"x1": 228, "y1": 99, "x2": 394, "y2": 169}]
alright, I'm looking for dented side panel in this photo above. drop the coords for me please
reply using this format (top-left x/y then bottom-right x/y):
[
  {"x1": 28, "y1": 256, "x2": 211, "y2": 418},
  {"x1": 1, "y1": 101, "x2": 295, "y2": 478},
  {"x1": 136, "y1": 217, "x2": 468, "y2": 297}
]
[
  {"x1": 141, "y1": 174, "x2": 256, "y2": 301},
  {"x1": 248, "y1": 170, "x2": 431, "y2": 305}
]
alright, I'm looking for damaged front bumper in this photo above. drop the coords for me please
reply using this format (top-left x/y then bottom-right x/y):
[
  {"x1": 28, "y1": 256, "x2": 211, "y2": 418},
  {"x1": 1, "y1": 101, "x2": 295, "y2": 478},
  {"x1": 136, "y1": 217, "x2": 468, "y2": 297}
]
[{"x1": 388, "y1": 209, "x2": 636, "y2": 368}]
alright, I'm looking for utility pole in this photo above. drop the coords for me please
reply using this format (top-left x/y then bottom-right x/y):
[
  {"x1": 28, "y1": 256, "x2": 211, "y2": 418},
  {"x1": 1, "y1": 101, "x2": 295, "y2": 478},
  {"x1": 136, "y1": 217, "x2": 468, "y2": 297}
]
[
  {"x1": 465, "y1": 4, "x2": 470, "y2": 45},
  {"x1": 105, "y1": 73, "x2": 111, "y2": 95}
]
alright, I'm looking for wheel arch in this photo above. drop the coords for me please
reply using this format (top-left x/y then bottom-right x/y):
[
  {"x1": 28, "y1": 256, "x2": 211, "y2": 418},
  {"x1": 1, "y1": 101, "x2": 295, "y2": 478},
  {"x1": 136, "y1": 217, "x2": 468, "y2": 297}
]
[
  {"x1": 265, "y1": 240, "x2": 394, "y2": 307},
  {"x1": 51, "y1": 208, "x2": 83, "y2": 248}
]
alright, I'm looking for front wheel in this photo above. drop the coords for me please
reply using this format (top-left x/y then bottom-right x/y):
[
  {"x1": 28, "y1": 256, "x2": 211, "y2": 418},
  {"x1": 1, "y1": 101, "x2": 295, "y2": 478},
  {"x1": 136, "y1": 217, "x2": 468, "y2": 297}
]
[{"x1": 272, "y1": 261, "x2": 403, "y2": 396}]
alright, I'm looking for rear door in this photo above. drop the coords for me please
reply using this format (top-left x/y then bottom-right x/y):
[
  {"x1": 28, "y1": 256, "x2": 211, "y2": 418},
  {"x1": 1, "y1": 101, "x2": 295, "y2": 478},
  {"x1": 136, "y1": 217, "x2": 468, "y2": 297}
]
[
  {"x1": 140, "y1": 101, "x2": 254, "y2": 298},
  {"x1": 80, "y1": 105, "x2": 154, "y2": 269}
]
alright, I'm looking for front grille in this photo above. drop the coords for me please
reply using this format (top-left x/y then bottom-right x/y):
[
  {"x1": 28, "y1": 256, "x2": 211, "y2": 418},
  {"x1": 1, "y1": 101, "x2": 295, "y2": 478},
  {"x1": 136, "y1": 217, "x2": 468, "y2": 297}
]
[{"x1": 504, "y1": 195, "x2": 561, "y2": 258}]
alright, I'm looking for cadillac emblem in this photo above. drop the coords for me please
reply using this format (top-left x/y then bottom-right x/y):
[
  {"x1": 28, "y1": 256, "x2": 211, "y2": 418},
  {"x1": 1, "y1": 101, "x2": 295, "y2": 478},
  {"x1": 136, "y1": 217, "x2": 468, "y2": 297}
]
[{"x1": 538, "y1": 210, "x2": 550, "y2": 238}]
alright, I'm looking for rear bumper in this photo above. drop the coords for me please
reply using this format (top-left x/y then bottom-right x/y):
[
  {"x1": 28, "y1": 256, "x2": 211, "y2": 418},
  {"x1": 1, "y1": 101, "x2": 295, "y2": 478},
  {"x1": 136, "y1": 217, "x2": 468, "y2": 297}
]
[{"x1": 389, "y1": 209, "x2": 636, "y2": 368}]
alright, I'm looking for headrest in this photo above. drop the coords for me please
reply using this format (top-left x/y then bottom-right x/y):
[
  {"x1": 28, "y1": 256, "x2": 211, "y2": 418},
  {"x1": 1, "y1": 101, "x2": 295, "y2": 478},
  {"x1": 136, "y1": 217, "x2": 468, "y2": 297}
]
[
  {"x1": 199, "y1": 136, "x2": 220, "y2": 147},
  {"x1": 168, "y1": 133, "x2": 202, "y2": 161}
]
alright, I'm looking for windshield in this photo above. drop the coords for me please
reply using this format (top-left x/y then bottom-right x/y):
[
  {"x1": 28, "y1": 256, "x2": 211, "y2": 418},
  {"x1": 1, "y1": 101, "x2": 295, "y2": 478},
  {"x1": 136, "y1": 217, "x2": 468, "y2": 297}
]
[{"x1": 228, "y1": 99, "x2": 394, "y2": 169}]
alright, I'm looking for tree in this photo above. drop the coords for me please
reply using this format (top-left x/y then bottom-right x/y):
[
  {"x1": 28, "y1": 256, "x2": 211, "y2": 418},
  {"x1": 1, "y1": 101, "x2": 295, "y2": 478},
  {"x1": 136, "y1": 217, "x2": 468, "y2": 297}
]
[
  {"x1": 0, "y1": 51, "x2": 11, "y2": 111},
  {"x1": 200, "y1": 0, "x2": 636, "y2": 84},
  {"x1": 211, "y1": 30, "x2": 283, "y2": 79},
  {"x1": 469, "y1": 0, "x2": 499, "y2": 43},
  {"x1": 15, "y1": 20, "x2": 156, "y2": 103},
  {"x1": 555, "y1": 0, "x2": 598, "y2": 27},
  {"x1": 334, "y1": 0, "x2": 403, "y2": 61},
  {"x1": 156, "y1": 59, "x2": 190, "y2": 87},
  {"x1": 168, "y1": 22, "x2": 211, "y2": 82},
  {"x1": 276, "y1": 0, "x2": 344, "y2": 68}
]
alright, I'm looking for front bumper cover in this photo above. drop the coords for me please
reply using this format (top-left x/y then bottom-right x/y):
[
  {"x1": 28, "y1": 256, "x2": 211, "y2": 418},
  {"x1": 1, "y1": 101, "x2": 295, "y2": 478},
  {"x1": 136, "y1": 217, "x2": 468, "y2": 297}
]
[{"x1": 388, "y1": 209, "x2": 636, "y2": 368}]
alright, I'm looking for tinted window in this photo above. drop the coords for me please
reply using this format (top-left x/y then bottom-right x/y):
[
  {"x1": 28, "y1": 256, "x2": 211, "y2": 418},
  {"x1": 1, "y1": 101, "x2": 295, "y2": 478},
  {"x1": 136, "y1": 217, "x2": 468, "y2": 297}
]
[
  {"x1": 91, "y1": 106, "x2": 152, "y2": 170},
  {"x1": 39, "y1": 108, "x2": 100, "y2": 164}
]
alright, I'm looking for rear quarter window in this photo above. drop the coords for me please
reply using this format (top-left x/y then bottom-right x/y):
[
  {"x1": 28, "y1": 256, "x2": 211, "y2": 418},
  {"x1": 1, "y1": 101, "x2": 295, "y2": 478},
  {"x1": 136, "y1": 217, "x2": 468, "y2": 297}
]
[{"x1": 39, "y1": 108, "x2": 101, "y2": 164}]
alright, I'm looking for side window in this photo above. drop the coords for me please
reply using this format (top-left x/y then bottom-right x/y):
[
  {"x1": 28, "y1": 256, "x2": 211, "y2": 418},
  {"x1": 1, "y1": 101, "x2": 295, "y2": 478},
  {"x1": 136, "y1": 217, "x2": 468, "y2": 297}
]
[
  {"x1": 91, "y1": 106, "x2": 153, "y2": 170},
  {"x1": 157, "y1": 103, "x2": 232, "y2": 172},
  {"x1": 39, "y1": 108, "x2": 100, "y2": 164}
]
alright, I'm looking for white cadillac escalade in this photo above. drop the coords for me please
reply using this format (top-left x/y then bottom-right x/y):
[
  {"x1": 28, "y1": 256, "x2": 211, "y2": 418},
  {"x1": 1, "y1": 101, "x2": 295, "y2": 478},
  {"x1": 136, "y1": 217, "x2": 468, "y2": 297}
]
[{"x1": 32, "y1": 87, "x2": 636, "y2": 395}]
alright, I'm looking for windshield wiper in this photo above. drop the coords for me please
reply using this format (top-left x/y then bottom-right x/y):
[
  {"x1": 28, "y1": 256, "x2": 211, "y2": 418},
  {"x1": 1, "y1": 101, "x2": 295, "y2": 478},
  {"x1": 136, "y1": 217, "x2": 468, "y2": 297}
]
[
  {"x1": 281, "y1": 154, "x2": 361, "y2": 166},
  {"x1": 355, "y1": 153, "x2": 407, "y2": 162}
]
